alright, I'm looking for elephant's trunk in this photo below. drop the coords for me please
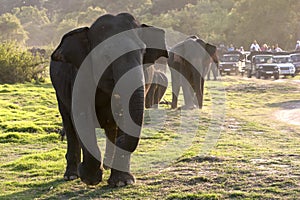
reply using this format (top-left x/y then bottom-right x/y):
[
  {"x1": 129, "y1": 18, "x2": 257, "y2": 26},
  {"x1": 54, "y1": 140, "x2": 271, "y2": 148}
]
[
  {"x1": 110, "y1": 51, "x2": 145, "y2": 172},
  {"x1": 211, "y1": 53, "x2": 219, "y2": 69}
]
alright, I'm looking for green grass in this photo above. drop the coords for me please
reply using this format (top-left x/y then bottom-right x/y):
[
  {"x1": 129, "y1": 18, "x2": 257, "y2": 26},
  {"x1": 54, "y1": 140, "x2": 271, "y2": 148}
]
[{"x1": 0, "y1": 76, "x2": 300, "y2": 199}]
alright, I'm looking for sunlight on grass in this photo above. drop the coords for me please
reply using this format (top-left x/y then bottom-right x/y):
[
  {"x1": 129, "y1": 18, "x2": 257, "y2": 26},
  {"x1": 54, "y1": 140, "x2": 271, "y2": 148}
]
[{"x1": 0, "y1": 77, "x2": 300, "y2": 199}]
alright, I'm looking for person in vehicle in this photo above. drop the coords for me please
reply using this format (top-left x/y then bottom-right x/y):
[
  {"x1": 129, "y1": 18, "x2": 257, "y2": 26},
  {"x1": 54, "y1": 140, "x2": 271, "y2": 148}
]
[
  {"x1": 274, "y1": 43, "x2": 283, "y2": 52},
  {"x1": 261, "y1": 44, "x2": 268, "y2": 51},
  {"x1": 250, "y1": 40, "x2": 261, "y2": 52},
  {"x1": 227, "y1": 44, "x2": 235, "y2": 51}
]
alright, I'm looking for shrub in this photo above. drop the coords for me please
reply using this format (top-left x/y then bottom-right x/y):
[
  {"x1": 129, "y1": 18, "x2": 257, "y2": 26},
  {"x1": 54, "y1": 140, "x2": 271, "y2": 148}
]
[{"x1": 0, "y1": 41, "x2": 48, "y2": 84}]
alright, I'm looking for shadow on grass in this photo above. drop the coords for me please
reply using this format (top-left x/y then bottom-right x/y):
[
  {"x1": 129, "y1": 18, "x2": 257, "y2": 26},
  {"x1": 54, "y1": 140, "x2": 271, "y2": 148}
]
[
  {"x1": 29, "y1": 82, "x2": 54, "y2": 89},
  {"x1": 177, "y1": 155, "x2": 224, "y2": 163},
  {"x1": 0, "y1": 179, "x2": 65, "y2": 200},
  {"x1": 266, "y1": 100, "x2": 300, "y2": 109},
  {"x1": 0, "y1": 178, "x2": 128, "y2": 200}
]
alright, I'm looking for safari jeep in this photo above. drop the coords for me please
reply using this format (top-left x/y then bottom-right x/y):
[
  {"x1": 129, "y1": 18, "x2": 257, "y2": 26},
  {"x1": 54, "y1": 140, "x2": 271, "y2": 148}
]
[
  {"x1": 246, "y1": 52, "x2": 279, "y2": 80},
  {"x1": 273, "y1": 53, "x2": 295, "y2": 77},
  {"x1": 290, "y1": 51, "x2": 300, "y2": 74},
  {"x1": 219, "y1": 51, "x2": 245, "y2": 76}
]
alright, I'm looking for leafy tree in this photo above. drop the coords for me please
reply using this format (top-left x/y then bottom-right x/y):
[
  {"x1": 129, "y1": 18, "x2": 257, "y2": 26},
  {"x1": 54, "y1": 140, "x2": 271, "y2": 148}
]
[
  {"x1": 12, "y1": 6, "x2": 49, "y2": 25},
  {"x1": 0, "y1": 0, "x2": 299, "y2": 50},
  {"x1": 77, "y1": 7, "x2": 107, "y2": 26},
  {"x1": 228, "y1": 0, "x2": 299, "y2": 50},
  {"x1": 11, "y1": 6, "x2": 50, "y2": 46},
  {"x1": 150, "y1": 0, "x2": 197, "y2": 15},
  {"x1": 0, "y1": 42, "x2": 47, "y2": 83},
  {"x1": 0, "y1": 13, "x2": 28, "y2": 44}
]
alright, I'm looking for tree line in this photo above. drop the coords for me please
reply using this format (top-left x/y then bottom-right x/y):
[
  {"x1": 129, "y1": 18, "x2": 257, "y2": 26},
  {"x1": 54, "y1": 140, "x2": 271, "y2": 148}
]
[{"x1": 0, "y1": 0, "x2": 299, "y2": 50}]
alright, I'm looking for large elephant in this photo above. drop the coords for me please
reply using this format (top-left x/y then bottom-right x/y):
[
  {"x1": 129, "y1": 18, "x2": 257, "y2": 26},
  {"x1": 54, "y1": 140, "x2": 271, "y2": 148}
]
[
  {"x1": 168, "y1": 36, "x2": 218, "y2": 109},
  {"x1": 50, "y1": 13, "x2": 168, "y2": 187}
]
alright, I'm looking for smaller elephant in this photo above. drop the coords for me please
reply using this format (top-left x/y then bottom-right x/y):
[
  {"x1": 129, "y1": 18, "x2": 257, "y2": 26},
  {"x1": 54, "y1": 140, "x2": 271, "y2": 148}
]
[
  {"x1": 168, "y1": 36, "x2": 218, "y2": 109},
  {"x1": 145, "y1": 70, "x2": 168, "y2": 108}
]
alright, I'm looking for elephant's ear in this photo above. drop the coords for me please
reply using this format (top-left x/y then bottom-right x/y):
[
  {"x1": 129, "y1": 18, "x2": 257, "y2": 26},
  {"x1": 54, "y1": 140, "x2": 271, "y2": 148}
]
[
  {"x1": 51, "y1": 47, "x2": 66, "y2": 62},
  {"x1": 205, "y1": 43, "x2": 217, "y2": 56},
  {"x1": 139, "y1": 24, "x2": 169, "y2": 64},
  {"x1": 51, "y1": 27, "x2": 90, "y2": 68},
  {"x1": 205, "y1": 43, "x2": 219, "y2": 65}
]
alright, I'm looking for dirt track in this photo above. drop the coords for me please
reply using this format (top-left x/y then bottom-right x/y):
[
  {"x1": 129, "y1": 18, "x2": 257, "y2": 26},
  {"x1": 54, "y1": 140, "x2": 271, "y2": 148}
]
[
  {"x1": 275, "y1": 106, "x2": 300, "y2": 126},
  {"x1": 275, "y1": 80, "x2": 300, "y2": 126}
]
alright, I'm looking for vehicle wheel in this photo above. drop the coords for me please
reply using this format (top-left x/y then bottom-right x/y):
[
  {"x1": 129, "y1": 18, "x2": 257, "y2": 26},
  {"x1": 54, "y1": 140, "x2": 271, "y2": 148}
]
[
  {"x1": 274, "y1": 73, "x2": 279, "y2": 80},
  {"x1": 291, "y1": 73, "x2": 295, "y2": 78},
  {"x1": 264, "y1": 75, "x2": 268, "y2": 79},
  {"x1": 219, "y1": 71, "x2": 223, "y2": 76},
  {"x1": 256, "y1": 71, "x2": 261, "y2": 79},
  {"x1": 241, "y1": 72, "x2": 244, "y2": 77},
  {"x1": 227, "y1": 72, "x2": 230, "y2": 75}
]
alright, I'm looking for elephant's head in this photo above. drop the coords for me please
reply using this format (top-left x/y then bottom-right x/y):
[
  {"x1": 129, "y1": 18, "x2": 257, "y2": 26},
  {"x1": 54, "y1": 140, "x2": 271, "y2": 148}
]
[
  {"x1": 88, "y1": 12, "x2": 146, "y2": 140},
  {"x1": 139, "y1": 24, "x2": 169, "y2": 65},
  {"x1": 194, "y1": 38, "x2": 218, "y2": 70},
  {"x1": 51, "y1": 27, "x2": 90, "y2": 69},
  {"x1": 204, "y1": 43, "x2": 219, "y2": 67}
]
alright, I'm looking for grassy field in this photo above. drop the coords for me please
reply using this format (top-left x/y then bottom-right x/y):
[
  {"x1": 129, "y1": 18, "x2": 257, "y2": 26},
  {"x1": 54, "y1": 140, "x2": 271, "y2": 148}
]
[{"x1": 0, "y1": 76, "x2": 299, "y2": 199}]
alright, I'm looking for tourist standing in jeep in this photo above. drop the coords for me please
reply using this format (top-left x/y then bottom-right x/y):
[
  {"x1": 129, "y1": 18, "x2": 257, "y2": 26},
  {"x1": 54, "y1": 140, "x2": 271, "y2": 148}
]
[{"x1": 250, "y1": 40, "x2": 261, "y2": 52}]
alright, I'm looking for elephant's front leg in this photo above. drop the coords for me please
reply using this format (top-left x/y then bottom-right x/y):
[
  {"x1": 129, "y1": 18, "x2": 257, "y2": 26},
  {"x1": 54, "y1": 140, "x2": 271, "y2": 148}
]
[
  {"x1": 108, "y1": 132, "x2": 139, "y2": 187},
  {"x1": 195, "y1": 77, "x2": 205, "y2": 109},
  {"x1": 103, "y1": 126, "x2": 118, "y2": 170},
  {"x1": 153, "y1": 72, "x2": 168, "y2": 108},
  {"x1": 107, "y1": 87, "x2": 144, "y2": 187},
  {"x1": 77, "y1": 126, "x2": 102, "y2": 185},
  {"x1": 78, "y1": 145, "x2": 103, "y2": 185},
  {"x1": 171, "y1": 66, "x2": 180, "y2": 109},
  {"x1": 58, "y1": 99, "x2": 81, "y2": 181}
]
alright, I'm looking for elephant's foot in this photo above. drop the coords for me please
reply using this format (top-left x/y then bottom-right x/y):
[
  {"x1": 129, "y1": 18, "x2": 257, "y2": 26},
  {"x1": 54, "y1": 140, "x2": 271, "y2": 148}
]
[
  {"x1": 179, "y1": 104, "x2": 197, "y2": 110},
  {"x1": 63, "y1": 164, "x2": 79, "y2": 181},
  {"x1": 108, "y1": 169, "x2": 135, "y2": 187},
  {"x1": 78, "y1": 162, "x2": 103, "y2": 185}
]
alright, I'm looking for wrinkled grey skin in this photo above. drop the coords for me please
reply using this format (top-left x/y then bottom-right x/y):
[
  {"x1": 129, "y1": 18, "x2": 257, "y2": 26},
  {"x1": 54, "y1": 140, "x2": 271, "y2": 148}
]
[
  {"x1": 168, "y1": 36, "x2": 218, "y2": 109},
  {"x1": 50, "y1": 13, "x2": 168, "y2": 187}
]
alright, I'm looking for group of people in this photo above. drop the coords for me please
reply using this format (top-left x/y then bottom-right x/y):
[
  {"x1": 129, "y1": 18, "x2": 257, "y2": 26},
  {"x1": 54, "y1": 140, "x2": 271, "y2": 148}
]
[
  {"x1": 249, "y1": 40, "x2": 283, "y2": 52},
  {"x1": 220, "y1": 40, "x2": 300, "y2": 53}
]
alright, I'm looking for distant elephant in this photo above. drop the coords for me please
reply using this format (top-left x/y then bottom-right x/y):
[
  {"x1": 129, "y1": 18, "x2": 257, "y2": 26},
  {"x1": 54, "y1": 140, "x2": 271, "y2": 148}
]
[
  {"x1": 28, "y1": 47, "x2": 46, "y2": 57},
  {"x1": 168, "y1": 36, "x2": 218, "y2": 109},
  {"x1": 50, "y1": 13, "x2": 168, "y2": 187}
]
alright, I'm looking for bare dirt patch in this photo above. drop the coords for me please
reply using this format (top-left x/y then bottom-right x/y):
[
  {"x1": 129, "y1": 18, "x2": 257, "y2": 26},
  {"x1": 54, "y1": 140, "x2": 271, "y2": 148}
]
[{"x1": 275, "y1": 101, "x2": 300, "y2": 126}]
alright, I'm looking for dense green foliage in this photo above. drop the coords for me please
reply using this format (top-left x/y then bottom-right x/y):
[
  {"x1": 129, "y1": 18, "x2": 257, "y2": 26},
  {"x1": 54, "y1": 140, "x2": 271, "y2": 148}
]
[
  {"x1": 0, "y1": 0, "x2": 299, "y2": 49},
  {"x1": 0, "y1": 42, "x2": 47, "y2": 83}
]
